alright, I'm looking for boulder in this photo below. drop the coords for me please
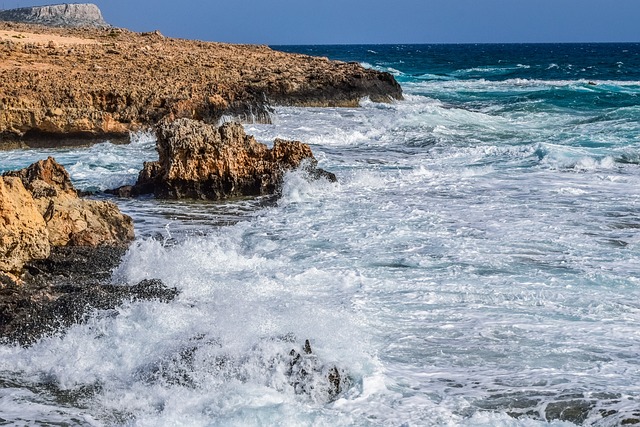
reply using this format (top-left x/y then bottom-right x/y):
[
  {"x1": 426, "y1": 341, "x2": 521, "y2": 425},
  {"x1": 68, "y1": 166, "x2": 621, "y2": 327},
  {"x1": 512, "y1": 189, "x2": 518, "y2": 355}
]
[
  {"x1": 0, "y1": 176, "x2": 50, "y2": 274},
  {"x1": 126, "y1": 119, "x2": 336, "y2": 199},
  {"x1": 4, "y1": 157, "x2": 134, "y2": 248}
]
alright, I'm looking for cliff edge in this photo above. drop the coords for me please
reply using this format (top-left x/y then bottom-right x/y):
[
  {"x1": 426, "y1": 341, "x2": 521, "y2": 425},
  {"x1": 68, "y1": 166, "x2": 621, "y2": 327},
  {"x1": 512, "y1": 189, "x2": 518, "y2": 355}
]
[
  {"x1": 0, "y1": 19, "x2": 402, "y2": 146},
  {"x1": 0, "y1": 3, "x2": 109, "y2": 28}
]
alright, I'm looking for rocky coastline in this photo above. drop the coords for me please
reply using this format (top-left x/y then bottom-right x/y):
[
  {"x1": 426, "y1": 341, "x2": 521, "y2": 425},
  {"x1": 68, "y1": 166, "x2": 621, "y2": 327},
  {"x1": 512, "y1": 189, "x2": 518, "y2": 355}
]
[
  {"x1": 0, "y1": 8, "x2": 390, "y2": 401},
  {"x1": 0, "y1": 20, "x2": 402, "y2": 147}
]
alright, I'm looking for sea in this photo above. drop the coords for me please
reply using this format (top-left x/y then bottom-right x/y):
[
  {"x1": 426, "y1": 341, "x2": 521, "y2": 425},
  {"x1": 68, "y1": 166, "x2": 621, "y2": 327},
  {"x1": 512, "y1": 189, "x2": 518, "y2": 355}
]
[{"x1": 1, "y1": 43, "x2": 640, "y2": 426}]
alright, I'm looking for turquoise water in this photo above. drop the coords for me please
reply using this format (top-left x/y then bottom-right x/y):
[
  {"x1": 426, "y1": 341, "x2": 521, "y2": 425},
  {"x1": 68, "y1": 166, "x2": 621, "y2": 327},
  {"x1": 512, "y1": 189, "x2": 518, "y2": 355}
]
[{"x1": 1, "y1": 44, "x2": 639, "y2": 426}]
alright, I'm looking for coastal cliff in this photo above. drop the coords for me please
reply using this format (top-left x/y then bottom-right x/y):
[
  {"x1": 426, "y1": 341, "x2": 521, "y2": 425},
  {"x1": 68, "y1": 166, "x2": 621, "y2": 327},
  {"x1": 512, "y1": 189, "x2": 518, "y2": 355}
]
[
  {"x1": 0, "y1": 21, "x2": 402, "y2": 146},
  {"x1": 0, "y1": 3, "x2": 109, "y2": 28}
]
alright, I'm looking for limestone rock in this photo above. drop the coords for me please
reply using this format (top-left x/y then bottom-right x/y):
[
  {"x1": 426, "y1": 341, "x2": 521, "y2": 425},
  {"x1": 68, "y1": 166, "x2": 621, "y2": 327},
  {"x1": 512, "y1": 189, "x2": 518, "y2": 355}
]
[
  {"x1": 0, "y1": 4, "x2": 110, "y2": 28},
  {"x1": 3, "y1": 157, "x2": 134, "y2": 249},
  {"x1": 0, "y1": 176, "x2": 50, "y2": 274},
  {"x1": 4, "y1": 156, "x2": 76, "y2": 196},
  {"x1": 129, "y1": 119, "x2": 336, "y2": 200},
  {"x1": 0, "y1": 21, "x2": 401, "y2": 146}
]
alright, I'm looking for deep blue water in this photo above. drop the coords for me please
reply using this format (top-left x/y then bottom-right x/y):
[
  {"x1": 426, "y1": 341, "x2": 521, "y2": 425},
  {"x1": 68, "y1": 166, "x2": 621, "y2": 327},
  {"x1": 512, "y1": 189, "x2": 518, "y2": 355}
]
[{"x1": 276, "y1": 43, "x2": 640, "y2": 111}]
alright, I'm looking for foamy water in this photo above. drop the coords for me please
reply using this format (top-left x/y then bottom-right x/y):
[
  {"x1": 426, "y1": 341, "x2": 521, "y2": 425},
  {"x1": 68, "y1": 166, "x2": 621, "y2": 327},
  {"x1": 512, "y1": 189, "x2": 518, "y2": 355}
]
[{"x1": 1, "y1": 44, "x2": 640, "y2": 426}]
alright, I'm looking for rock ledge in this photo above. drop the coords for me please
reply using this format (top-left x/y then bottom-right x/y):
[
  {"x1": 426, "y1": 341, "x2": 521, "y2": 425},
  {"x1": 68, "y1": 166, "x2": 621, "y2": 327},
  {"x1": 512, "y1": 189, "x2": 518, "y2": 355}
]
[{"x1": 0, "y1": 21, "x2": 402, "y2": 146}]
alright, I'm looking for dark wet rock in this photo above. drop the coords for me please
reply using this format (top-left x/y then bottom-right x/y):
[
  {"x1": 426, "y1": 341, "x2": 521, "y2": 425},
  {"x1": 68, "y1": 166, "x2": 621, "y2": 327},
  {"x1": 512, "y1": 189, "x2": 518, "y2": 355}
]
[
  {"x1": 473, "y1": 388, "x2": 635, "y2": 424},
  {"x1": 0, "y1": 246, "x2": 178, "y2": 346},
  {"x1": 113, "y1": 119, "x2": 336, "y2": 200},
  {"x1": 287, "y1": 339, "x2": 347, "y2": 401},
  {"x1": 545, "y1": 400, "x2": 594, "y2": 424},
  {"x1": 136, "y1": 335, "x2": 350, "y2": 402}
]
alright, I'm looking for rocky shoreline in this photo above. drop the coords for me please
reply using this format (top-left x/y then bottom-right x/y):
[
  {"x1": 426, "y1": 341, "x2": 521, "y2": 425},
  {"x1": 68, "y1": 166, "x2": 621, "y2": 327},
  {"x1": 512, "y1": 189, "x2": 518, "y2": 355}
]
[
  {"x1": 0, "y1": 20, "x2": 402, "y2": 147},
  {"x1": 0, "y1": 10, "x2": 381, "y2": 401},
  {"x1": 1, "y1": 118, "x2": 337, "y2": 344}
]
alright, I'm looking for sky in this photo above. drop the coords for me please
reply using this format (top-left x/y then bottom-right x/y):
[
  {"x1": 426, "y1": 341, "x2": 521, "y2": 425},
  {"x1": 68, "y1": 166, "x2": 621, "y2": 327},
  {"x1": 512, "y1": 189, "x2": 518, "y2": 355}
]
[{"x1": 3, "y1": 0, "x2": 640, "y2": 45}]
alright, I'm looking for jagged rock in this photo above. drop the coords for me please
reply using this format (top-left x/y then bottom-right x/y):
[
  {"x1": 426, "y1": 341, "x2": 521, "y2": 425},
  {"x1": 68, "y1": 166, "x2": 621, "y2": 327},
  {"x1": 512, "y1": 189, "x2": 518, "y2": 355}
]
[
  {"x1": 0, "y1": 176, "x2": 50, "y2": 274},
  {"x1": 0, "y1": 21, "x2": 402, "y2": 146},
  {"x1": 287, "y1": 339, "x2": 348, "y2": 401},
  {"x1": 4, "y1": 157, "x2": 134, "y2": 247},
  {"x1": 0, "y1": 3, "x2": 110, "y2": 28},
  {"x1": 122, "y1": 119, "x2": 336, "y2": 200}
]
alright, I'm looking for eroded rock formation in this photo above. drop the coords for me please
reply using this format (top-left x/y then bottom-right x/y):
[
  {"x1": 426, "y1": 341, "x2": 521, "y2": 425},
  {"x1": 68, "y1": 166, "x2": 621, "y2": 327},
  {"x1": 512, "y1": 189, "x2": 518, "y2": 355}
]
[
  {"x1": 118, "y1": 119, "x2": 336, "y2": 200},
  {"x1": 0, "y1": 21, "x2": 402, "y2": 146},
  {"x1": 0, "y1": 175, "x2": 50, "y2": 274},
  {"x1": 0, "y1": 158, "x2": 153, "y2": 346},
  {"x1": 1, "y1": 157, "x2": 134, "y2": 276}
]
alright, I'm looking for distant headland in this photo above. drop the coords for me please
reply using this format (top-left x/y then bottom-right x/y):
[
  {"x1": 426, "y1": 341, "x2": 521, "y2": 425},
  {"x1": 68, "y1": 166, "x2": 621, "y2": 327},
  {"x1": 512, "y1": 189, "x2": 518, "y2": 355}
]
[{"x1": 0, "y1": 3, "x2": 109, "y2": 28}]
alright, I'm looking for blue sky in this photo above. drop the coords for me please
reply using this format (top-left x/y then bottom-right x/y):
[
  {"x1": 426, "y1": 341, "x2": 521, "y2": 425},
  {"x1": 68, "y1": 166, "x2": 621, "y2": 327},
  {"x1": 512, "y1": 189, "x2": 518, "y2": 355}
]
[{"x1": 4, "y1": 0, "x2": 640, "y2": 44}]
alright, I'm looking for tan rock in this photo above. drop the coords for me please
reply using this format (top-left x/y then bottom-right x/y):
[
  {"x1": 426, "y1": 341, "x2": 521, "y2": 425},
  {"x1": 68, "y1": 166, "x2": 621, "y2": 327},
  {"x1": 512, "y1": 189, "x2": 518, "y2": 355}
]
[
  {"x1": 4, "y1": 157, "x2": 134, "y2": 249},
  {"x1": 44, "y1": 197, "x2": 134, "y2": 247},
  {"x1": 0, "y1": 176, "x2": 50, "y2": 273},
  {"x1": 131, "y1": 119, "x2": 335, "y2": 200},
  {"x1": 0, "y1": 22, "x2": 402, "y2": 146}
]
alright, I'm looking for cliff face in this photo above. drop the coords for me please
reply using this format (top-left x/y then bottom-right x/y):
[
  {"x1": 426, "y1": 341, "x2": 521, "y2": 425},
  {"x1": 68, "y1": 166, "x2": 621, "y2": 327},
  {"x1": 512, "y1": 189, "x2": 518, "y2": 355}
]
[
  {"x1": 0, "y1": 22, "x2": 402, "y2": 146},
  {"x1": 0, "y1": 3, "x2": 109, "y2": 28}
]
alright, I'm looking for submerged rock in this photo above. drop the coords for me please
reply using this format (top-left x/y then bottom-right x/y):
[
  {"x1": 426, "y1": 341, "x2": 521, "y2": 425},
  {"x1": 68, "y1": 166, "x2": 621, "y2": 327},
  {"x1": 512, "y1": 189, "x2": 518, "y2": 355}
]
[
  {"x1": 136, "y1": 334, "x2": 350, "y2": 403},
  {"x1": 118, "y1": 119, "x2": 336, "y2": 200},
  {"x1": 287, "y1": 339, "x2": 347, "y2": 401}
]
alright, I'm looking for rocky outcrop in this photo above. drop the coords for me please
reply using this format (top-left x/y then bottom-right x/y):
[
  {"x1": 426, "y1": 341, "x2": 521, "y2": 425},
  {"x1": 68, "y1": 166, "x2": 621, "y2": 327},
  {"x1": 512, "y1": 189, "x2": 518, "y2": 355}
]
[
  {"x1": 0, "y1": 159, "x2": 149, "y2": 346},
  {"x1": 138, "y1": 335, "x2": 350, "y2": 402},
  {"x1": 116, "y1": 119, "x2": 336, "y2": 200},
  {"x1": 0, "y1": 176, "x2": 50, "y2": 274},
  {"x1": 4, "y1": 157, "x2": 134, "y2": 246},
  {"x1": 0, "y1": 3, "x2": 109, "y2": 28},
  {"x1": 1, "y1": 157, "x2": 134, "y2": 277},
  {"x1": 0, "y1": 21, "x2": 402, "y2": 146}
]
